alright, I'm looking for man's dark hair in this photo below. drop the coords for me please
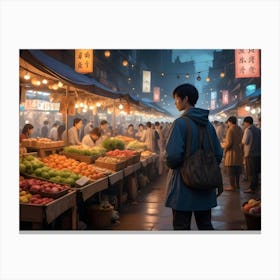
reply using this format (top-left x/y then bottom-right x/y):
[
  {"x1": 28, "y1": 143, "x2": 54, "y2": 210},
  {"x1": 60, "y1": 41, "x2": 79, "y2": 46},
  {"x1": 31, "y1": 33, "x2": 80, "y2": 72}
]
[
  {"x1": 155, "y1": 121, "x2": 160, "y2": 127},
  {"x1": 226, "y1": 116, "x2": 237, "y2": 125},
  {"x1": 243, "y1": 116, "x2": 253, "y2": 125},
  {"x1": 90, "y1": 127, "x2": 102, "y2": 137},
  {"x1": 172, "y1": 83, "x2": 199, "y2": 106},
  {"x1": 100, "y1": 120, "x2": 108, "y2": 126},
  {"x1": 73, "y1": 118, "x2": 82, "y2": 126},
  {"x1": 146, "y1": 121, "x2": 152, "y2": 128}
]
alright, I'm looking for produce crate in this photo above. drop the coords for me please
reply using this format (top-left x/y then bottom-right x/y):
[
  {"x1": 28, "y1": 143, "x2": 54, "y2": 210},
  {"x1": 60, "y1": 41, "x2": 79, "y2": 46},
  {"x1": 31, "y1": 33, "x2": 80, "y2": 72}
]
[
  {"x1": 95, "y1": 158, "x2": 127, "y2": 171},
  {"x1": 131, "y1": 152, "x2": 141, "y2": 164},
  {"x1": 242, "y1": 202, "x2": 261, "y2": 230},
  {"x1": 64, "y1": 152, "x2": 98, "y2": 164}
]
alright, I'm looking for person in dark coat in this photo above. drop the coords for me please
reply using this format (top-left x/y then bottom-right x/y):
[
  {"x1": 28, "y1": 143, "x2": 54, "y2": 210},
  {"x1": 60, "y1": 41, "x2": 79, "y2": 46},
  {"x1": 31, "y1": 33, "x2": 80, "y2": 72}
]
[{"x1": 165, "y1": 83, "x2": 223, "y2": 230}]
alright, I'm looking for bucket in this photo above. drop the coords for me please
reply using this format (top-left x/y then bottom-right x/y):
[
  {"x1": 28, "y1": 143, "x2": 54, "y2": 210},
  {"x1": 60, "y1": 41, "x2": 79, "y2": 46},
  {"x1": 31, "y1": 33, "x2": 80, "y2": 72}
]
[{"x1": 86, "y1": 205, "x2": 113, "y2": 229}]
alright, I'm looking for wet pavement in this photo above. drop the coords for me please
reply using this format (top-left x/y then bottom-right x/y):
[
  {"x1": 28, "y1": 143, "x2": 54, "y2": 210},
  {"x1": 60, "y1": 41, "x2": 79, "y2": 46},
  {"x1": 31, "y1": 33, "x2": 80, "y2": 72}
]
[{"x1": 107, "y1": 167, "x2": 261, "y2": 231}]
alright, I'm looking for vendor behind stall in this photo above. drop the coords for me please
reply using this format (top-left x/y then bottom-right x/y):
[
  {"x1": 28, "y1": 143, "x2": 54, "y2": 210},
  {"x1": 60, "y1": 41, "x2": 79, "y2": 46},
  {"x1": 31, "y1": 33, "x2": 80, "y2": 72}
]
[
  {"x1": 63, "y1": 118, "x2": 83, "y2": 145},
  {"x1": 20, "y1": 124, "x2": 34, "y2": 142},
  {"x1": 82, "y1": 127, "x2": 102, "y2": 148}
]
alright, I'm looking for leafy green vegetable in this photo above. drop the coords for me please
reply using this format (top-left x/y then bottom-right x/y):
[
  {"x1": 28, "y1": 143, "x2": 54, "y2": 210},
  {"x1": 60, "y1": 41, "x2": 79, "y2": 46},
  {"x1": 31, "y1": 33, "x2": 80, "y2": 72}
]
[{"x1": 101, "y1": 138, "x2": 125, "y2": 151}]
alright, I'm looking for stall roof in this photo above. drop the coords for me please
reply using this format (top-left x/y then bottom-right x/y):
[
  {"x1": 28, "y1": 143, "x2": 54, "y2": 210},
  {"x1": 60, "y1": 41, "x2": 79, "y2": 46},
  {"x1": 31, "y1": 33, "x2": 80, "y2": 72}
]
[{"x1": 20, "y1": 50, "x2": 128, "y2": 99}]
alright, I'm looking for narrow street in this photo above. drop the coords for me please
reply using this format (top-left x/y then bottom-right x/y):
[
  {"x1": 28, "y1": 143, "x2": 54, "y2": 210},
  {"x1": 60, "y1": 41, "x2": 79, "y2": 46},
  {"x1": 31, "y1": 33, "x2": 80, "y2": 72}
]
[{"x1": 108, "y1": 167, "x2": 261, "y2": 231}]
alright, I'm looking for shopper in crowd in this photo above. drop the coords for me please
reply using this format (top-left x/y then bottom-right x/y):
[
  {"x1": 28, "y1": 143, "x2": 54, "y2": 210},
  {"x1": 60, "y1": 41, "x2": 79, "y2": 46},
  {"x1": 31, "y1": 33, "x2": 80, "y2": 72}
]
[
  {"x1": 135, "y1": 123, "x2": 145, "y2": 141},
  {"x1": 20, "y1": 123, "x2": 34, "y2": 142},
  {"x1": 63, "y1": 118, "x2": 83, "y2": 145},
  {"x1": 216, "y1": 121, "x2": 226, "y2": 143},
  {"x1": 49, "y1": 122, "x2": 59, "y2": 141},
  {"x1": 83, "y1": 120, "x2": 94, "y2": 136},
  {"x1": 155, "y1": 121, "x2": 165, "y2": 174},
  {"x1": 57, "y1": 124, "x2": 66, "y2": 141},
  {"x1": 141, "y1": 121, "x2": 157, "y2": 152},
  {"x1": 124, "y1": 124, "x2": 136, "y2": 138},
  {"x1": 164, "y1": 83, "x2": 223, "y2": 230},
  {"x1": 40, "y1": 120, "x2": 49, "y2": 138},
  {"x1": 99, "y1": 119, "x2": 111, "y2": 141},
  {"x1": 241, "y1": 116, "x2": 261, "y2": 193},
  {"x1": 82, "y1": 127, "x2": 102, "y2": 148},
  {"x1": 221, "y1": 116, "x2": 243, "y2": 191}
]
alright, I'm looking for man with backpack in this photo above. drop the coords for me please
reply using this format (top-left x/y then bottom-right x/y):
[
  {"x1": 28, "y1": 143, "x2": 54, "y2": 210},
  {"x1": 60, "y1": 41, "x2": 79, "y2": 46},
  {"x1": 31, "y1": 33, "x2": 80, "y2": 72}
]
[{"x1": 165, "y1": 83, "x2": 223, "y2": 230}]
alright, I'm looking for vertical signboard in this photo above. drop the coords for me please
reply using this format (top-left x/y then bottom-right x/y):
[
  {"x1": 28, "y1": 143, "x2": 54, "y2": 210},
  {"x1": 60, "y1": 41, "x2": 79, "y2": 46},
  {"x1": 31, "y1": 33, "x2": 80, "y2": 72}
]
[
  {"x1": 235, "y1": 49, "x2": 260, "y2": 78},
  {"x1": 75, "y1": 49, "x2": 93, "y2": 74},
  {"x1": 153, "y1": 87, "x2": 160, "y2": 102},
  {"x1": 142, "y1": 70, "x2": 151, "y2": 93},
  {"x1": 222, "y1": 90, "x2": 229, "y2": 105}
]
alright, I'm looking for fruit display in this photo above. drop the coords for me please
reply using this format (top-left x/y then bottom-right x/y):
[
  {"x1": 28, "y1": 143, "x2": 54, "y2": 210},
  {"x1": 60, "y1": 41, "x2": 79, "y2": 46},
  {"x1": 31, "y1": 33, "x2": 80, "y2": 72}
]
[
  {"x1": 101, "y1": 137, "x2": 125, "y2": 151},
  {"x1": 242, "y1": 199, "x2": 261, "y2": 215},
  {"x1": 64, "y1": 145, "x2": 106, "y2": 157},
  {"x1": 95, "y1": 156, "x2": 127, "y2": 164},
  {"x1": 21, "y1": 138, "x2": 64, "y2": 148},
  {"x1": 19, "y1": 189, "x2": 33, "y2": 203},
  {"x1": 140, "y1": 150, "x2": 154, "y2": 158},
  {"x1": 20, "y1": 154, "x2": 81, "y2": 186},
  {"x1": 41, "y1": 154, "x2": 110, "y2": 181},
  {"x1": 106, "y1": 149, "x2": 139, "y2": 158},
  {"x1": 20, "y1": 177, "x2": 70, "y2": 198},
  {"x1": 126, "y1": 140, "x2": 147, "y2": 151},
  {"x1": 114, "y1": 135, "x2": 135, "y2": 144},
  {"x1": 95, "y1": 156, "x2": 127, "y2": 171}
]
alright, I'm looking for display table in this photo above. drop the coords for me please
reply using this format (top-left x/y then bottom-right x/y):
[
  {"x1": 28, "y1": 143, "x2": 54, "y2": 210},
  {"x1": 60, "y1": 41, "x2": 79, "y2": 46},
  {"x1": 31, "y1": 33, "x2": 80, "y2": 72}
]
[
  {"x1": 20, "y1": 189, "x2": 77, "y2": 230},
  {"x1": 74, "y1": 177, "x2": 109, "y2": 202},
  {"x1": 27, "y1": 146, "x2": 64, "y2": 158}
]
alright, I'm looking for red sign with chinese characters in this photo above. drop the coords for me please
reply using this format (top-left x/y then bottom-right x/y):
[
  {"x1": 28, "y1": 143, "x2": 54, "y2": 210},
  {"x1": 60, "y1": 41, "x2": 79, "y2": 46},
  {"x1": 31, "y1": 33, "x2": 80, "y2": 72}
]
[
  {"x1": 235, "y1": 49, "x2": 260, "y2": 78},
  {"x1": 75, "y1": 49, "x2": 93, "y2": 74}
]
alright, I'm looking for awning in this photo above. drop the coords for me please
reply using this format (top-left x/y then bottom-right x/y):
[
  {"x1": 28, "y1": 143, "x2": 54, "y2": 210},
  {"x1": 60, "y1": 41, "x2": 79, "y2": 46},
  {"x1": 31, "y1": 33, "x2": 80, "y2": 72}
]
[{"x1": 20, "y1": 50, "x2": 128, "y2": 99}]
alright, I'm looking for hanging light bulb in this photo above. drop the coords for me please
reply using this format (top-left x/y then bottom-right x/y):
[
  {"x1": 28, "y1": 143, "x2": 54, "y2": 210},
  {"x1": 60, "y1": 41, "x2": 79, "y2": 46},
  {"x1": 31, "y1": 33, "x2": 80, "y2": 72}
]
[
  {"x1": 185, "y1": 73, "x2": 190, "y2": 79},
  {"x1": 82, "y1": 108, "x2": 87, "y2": 113},
  {"x1": 220, "y1": 72, "x2": 225, "y2": 78},
  {"x1": 79, "y1": 102, "x2": 84, "y2": 107},
  {"x1": 75, "y1": 104, "x2": 79, "y2": 108},
  {"x1": 89, "y1": 105, "x2": 94, "y2": 110},
  {"x1": 104, "y1": 50, "x2": 111, "y2": 57},
  {"x1": 122, "y1": 59, "x2": 128, "y2": 67},
  {"x1": 160, "y1": 72, "x2": 165, "y2": 77},
  {"x1": 96, "y1": 102, "x2": 101, "y2": 107},
  {"x1": 245, "y1": 106, "x2": 250, "y2": 111},
  {"x1": 42, "y1": 79, "x2": 48, "y2": 84},
  {"x1": 24, "y1": 73, "x2": 31, "y2": 80},
  {"x1": 206, "y1": 77, "x2": 211, "y2": 82},
  {"x1": 119, "y1": 103, "x2": 124, "y2": 110},
  {"x1": 58, "y1": 81, "x2": 63, "y2": 88}
]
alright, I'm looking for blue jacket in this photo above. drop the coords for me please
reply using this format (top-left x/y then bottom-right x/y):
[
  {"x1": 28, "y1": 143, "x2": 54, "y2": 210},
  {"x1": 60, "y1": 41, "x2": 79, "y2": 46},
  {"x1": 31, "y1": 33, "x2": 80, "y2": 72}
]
[{"x1": 165, "y1": 107, "x2": 223, "y2": 211}]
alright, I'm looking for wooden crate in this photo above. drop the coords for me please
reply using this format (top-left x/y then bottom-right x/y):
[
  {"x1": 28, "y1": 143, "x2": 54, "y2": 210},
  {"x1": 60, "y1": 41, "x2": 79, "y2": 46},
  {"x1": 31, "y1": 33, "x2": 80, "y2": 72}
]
[
  {"x1": 64, "y1": 152, "x2": 98, "y2": 164},
  {"x1": 94, "y1": 158, "x2": 127, "y2": 171}
]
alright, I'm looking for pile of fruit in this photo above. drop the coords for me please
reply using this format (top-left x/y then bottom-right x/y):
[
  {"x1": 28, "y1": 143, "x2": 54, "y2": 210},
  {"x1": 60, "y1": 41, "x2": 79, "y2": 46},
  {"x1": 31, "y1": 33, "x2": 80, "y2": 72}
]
[
  {"x1": 101, "y1": 137, "x2": 125, "y2": 151},
  {"x1": 115, "y1": 135, "x2": 135, "y2": 144},
  {"x1": 64, "y1": 145, "x2": 106, "y2": 157},
  {"x1": 106, "y1": 149, "x2": 139, "y2": 158},
  {"x1": 95, "y1": 156, "x2": 127, "y2": 164},
  {"x1": 21, "y1": 138, "x2": 64, "y2": 148},
  {"x1": 41, "y1": 154, "x2": 109, "y2": 181},
  {"x1": 141, "y1": 150, "x2": 154, "y2": 158},
  {"x1": 20, "y1": 155, "x2": 81, "y2": 186},
  {"x1": 126, "y1": 140, "x2": 147, "y2": 151},
  {"x1": 242, "y1": 199, "x2": 261, "y2": 215}
]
